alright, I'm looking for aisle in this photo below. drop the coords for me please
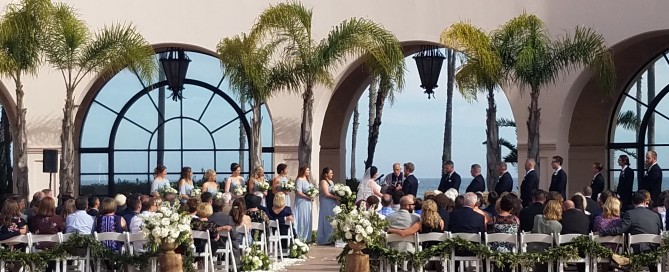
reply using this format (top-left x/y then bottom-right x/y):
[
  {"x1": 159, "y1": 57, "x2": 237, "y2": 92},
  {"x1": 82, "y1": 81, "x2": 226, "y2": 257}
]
[{"x1": 284, "y1": 245, "x2": 342, "y2": 271}]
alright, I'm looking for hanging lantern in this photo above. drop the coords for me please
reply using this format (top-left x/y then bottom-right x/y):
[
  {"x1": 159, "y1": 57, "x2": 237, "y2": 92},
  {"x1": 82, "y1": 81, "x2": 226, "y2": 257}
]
[
  {"x1": 159, "y1": 49, "x2": 191, "y2": 101},
  {"x1": 413, "y1": 45, "x2": 445, "y2": 99}
]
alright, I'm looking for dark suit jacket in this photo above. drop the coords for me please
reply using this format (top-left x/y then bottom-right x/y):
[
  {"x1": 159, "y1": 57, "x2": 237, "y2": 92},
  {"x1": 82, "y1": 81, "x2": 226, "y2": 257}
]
[
  {"x1": 642, "y1": 164, "x2": 662, "y2": 206},
  {"x1": 402, "y1": 174, "x2": 419, "y2": 197},
  {"x1": 617, "y1": 166, "x2": 635, "y2": 210},
  {"x1": 520, "y1": 170, "x2": 539, "y2": 207},
  {"x1": 560, "y1": 209, "x2": 590, "y2": 235},
  {"x1": 549, "y1": 169, "x2": 567, "y2": 198},
  {"x1": 495, "y1": 172, "x2": 513, "y2": 195},
  {"x1": 601, "y1": 206, "x2": 662, "y2": 252},
  {"x1": 519, "y1": 202, "x2": 544, "y2": 233},
  {"x1": 585, "y1": 197, "x2": 601, "y2": 217},
  {"x1": 466, "y1": 174, "x2": 485, "y2": 193},
  {"x1": 448, "y1": 207, "x2": 485, "y2": 234},
  {"x1": 591, "y1": 173, "x2": 605, "y2": 201},
  {"x1": 438, "y1": 172, "x2": 461, "y2": 193}
]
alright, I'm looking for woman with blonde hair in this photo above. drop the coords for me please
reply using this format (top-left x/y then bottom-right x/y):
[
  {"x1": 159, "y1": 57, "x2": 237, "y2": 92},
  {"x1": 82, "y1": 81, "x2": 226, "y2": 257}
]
[
  {"x1": 266, "y1": 192, "x2": 294, "y2": 248},
  {"x1": 593, "y1": 196, "x2": 622, "y2": 232},
  {"x1": 202, "y1": 169, "x2": 219, "y2": 194},
  {"x1": 248, "y1": 166, "x2": 268, "y2": 199},
  {"x1": 532, "y1": 200, "x2": 562, "y2": 235}
]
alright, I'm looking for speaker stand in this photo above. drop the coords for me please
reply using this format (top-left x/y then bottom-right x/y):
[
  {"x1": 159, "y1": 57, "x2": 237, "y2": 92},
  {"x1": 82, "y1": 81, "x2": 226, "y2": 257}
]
[{"x1": 49, "y1": 172, "x2": 53, "y2": 190}]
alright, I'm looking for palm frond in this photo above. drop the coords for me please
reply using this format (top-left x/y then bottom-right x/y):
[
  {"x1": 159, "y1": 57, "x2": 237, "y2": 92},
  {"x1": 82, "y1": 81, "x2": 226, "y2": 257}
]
[
  {"x1": 497, "y1": 117, "x2": 516, "y2": 127},
  {"x1": 43, "y1": 3, "x2": 89, "y2": 73},
  {"x1": 252, "y1": 1, "x2": 313, "y2": 61},
  {"x1": 617, "y1": 110, "x2": 639, "y2": 131},
  {"x1": 0, "y1": 0, "x2": 52, "y2": 77}
]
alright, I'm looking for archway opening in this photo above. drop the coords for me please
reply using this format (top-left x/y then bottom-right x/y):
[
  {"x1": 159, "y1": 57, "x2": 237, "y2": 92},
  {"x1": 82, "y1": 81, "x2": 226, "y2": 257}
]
[{"x1": 78, "y1": 48, "x2": 274, "y2": 196}]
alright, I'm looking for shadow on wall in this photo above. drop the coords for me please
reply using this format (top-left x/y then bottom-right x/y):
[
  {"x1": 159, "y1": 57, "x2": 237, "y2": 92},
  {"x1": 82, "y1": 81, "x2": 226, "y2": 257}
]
[
  {"x1": 272, "y1": 116, "x2": 299, "y2": 146},
  {"x1": 27, "y1": 114, "x2": 61, "y2": 146}
]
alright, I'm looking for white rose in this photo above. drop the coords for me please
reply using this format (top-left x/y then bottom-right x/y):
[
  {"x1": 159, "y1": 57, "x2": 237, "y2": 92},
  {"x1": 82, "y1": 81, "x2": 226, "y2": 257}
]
[
  {"x1": 365, "y1": 226, "x2": 373, "y2": 234},
  {"x1": 332, "y1": 206, "x2": 342, "y2": 214},
  {"x1": 171, "y1": 213, "x2": 179, "y2": 221},
  {"x1": 151, "y1": 228, "x2": 161, "y2": 239},
  {"x1": 342, "y1": 225, "x2": 350, "y2": 232},
  {"x1": 163, "y1": 209, "x2": 173, "y2": 217},
  {"x1": 350, "y1": 209, "x2": 358, "y2": 216},
  {"x1": 155, "y1": 213, "x2": 163, "y2": 218},
  {"x1": 355, "y1": 225, "x2": 364, "y2": 234},
  {"x1": 355, "y1": 234, "x2": 363, "y2": 242},
  {"x1": 345, "y1": 232, "x2": 353, "y2": 240},
  {"x1": 161, "y1": 218, "x2": 171, "y2": 226},
  {"x1": 330, "y1": 220, "x2": 338, "y2": 228}
]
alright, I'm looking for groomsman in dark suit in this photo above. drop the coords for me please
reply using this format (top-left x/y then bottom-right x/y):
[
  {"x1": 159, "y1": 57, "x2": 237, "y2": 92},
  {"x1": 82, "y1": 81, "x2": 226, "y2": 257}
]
[
  {"x1": 466, "y1": 164, "x2": 485, "y2": 193},
  {"x1": 520, "y1": 158, "x2": 539, "y2": 207},
  {"x1": 642, "y1": 151, "x2": 662, "y2": 207},
  {"x1": 399, "y1": 162, "x2": 419, "y2": 197},
  {"x1": 549, "y1": 155, "x2": 567, "y2": 198},
  {"x1": 495, "y1": 162, "x2": 513, "y2": 195},
  {"x1": 438, "y1": 161, "x2": 461, "y2": 193},
  {"x1": 591, "y1": 162, "x2": 605, "y2": 201},
  {"x1": 616, "y1": 155, "x2": 634, "y2": 210}
]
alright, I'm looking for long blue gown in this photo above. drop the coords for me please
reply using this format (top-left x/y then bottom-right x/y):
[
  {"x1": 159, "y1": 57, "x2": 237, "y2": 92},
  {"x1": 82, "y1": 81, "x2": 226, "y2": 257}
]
[
  {"x1": 317, "y1": 180, "x2": 337, "y2": 245},
  {"x1": 293, "y1": 178, "x2": 312, "y2": 242}
]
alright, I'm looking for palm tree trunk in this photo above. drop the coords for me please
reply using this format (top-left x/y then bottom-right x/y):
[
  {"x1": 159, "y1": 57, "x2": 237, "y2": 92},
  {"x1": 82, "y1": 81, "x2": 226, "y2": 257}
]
[
  {"x1": 240, "y1": 96, "x2": 247, "y2": 169},
  {"x1": 366, "y1": 88, "x2": 387, "y2": 169},
  {"x1": 636, "y1": 77, "x2": 642, "y2": 134},
  {"x1": 647, "y1": 65, "x2": 655, "y2": 150},
  {"x1": 364, "y1": 80, "x2": 377, "y2": 170},
  {"x1": 250, "y1": 101, "x2": 262, "y2": 172},
  {"x1": 527, "y1": 88, "x2": 541, "y2": 175},
  {"x1": 59, "y1": 86, "x2": 76, "y2": 196},
  {"x1": 13, "y1": 73, "x2": 29, "y2": 198},
  {"x1": 157, "y1": 69, "x2": 165, "y2": 167},
  {"x1": 442, "y1": 49, "x2": 455, "y2": 172},
  {"x1": 298, "y1": 86, "x2": 314, "y2": 169},
  {"x1": 351, "y1": 105, "x2": 359, "y2": 179},
  {"x1": 486, "y1": 85, "x2": 500, "y2": 191},
  {"x1": 0, "y1": 107, "x2": 8, "y2": 194},
  {"x1": 2, "y1": 108, "x2": 11, "y2": 194}
]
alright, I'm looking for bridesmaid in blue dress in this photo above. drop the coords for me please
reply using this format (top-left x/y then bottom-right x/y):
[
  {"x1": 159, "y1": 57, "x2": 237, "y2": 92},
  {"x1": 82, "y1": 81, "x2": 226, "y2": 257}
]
[
  {"x1": 178, "y1": 167, "x2": 195, "y2": 202},
  {"x1": 202, "y1": 169, "x2": 219, "y2": 194},
  {"x1": 317, "y1": 167, "x2": 340, "y2": 245},
  {"x1": 293, "y1": 167, "x2": 313, "y2": 242},
  {"x1": 268, "y1": 164, "x2": 291, "y2": 208},
  {"x1": 225, "y1": 163, "x2": 246, "y2": 198}
]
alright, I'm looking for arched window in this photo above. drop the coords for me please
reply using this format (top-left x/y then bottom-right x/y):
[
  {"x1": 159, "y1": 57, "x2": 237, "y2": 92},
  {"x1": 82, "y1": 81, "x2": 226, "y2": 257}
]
[
  {"x1": 79, "y1": 50, "x2": 274, "y2": 196},
  {"x1": 609, "y1": 51, "x2": 669, "y2": 191}
]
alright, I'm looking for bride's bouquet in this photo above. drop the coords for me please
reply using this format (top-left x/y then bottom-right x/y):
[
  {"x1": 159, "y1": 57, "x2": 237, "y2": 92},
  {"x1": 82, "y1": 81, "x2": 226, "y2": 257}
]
[
  {"x1": 140, "y1": 202, "x2": 192, "y2": 252},
  {"x1": 233, "y1": 186, "x2": 247, "y2": 196},
  {"x1": 255, "y1": 180, "x2": 271, "y2": 192},
  {"x1": 279, "y1": 179, "x2": 296, "y2": 192},
  {"x1": 304, "y1": 186, "x2": 319, "y2": 198}
]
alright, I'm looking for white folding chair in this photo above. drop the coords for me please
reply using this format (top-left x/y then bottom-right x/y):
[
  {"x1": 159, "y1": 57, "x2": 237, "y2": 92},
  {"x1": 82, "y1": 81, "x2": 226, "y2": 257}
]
[
  {"x1": 0, "y1": 234, "x2": 31, "y2": 272},
  {"x1": 485, "y1": 233, "x2": 518, "y2": 272},
  {"x1": 385, "y1": 233, "x2": 419, "y2": 272},
  {"x1": 449, "y1": 232, "x2": 483, "y2": 272},
  {"x1": 268, "y1": 220, "x2": 292, "y2": 261},
  {"x1": 126, "y1": 232, "x2": 156, "y2": 272},
  {"x1": 627, "y1": 233, "x2": 663, "y2": 272},
  {"x1": 519, "y1": 233, "x2": 554, "y2": 272},
  {"x1": 191, "y1": 230, "x2": 215, "y2": 272},
  {"x1": 94, "y1": 232, "x2": 129, "y2": 272},
  {"x1": 417, "y1": 232, "x2": 448, "y2": 272},
  {"x1": 235, "y1": 225, "x2": 249, "y2": 251},
  {"x1": 60, "y1": 233, "x2": 91, "y2": 272},
  {"x1": 214, "y1": 230, "x2": 238, "y2": 272},
  {"x1": 250, "y1": 222, "x2": 268, "y2": 254},
  {"x1": 30, "y1": 234, "x2": 62, "y2": 272},
  {"x1": 591, "y1": 234, "x2": 624, "y2": 272},
  {"x1": 557, "y1": 234, "x2": 590, "y2": 272}
]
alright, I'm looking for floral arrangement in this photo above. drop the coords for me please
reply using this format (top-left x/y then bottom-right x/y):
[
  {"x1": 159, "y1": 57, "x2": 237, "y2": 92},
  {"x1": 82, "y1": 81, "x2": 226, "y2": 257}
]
[
  {"x1": 214, "y1": 192, "x2": 224, "y2": 200},
  {"x1": 279, "y1": 178, "x2": 296, "y2": 192},
  {"x1": 304, "y1": 186, "x2": 319, "y2": 198},
  {"x1": 255, "y1": 180, "x2": 271, "y2": 192},
  {"x1": 233, "y1": 186, "x2": 247, "y2": 196},
  {"x1": 241, "y1": 244, "x2": 270, "y2": 271},
  {"x1": 332, "y1": 183, "x2": 355, "y2": 209},
  {"x1": 140, "y1": 202, "x2": 192, "y2": 252},
  {"x1": 289, "y1": 239, "x2": 310, "y2": 259},
  {"x1": 189, "y1": 187, "x2": 202, "y2": 198},
  {"x1": 329, "y1": 203, "x2": 387, "y2": 245},
  {"x1": 157, "y1": 186, "x2": 178, "y2": 196}
]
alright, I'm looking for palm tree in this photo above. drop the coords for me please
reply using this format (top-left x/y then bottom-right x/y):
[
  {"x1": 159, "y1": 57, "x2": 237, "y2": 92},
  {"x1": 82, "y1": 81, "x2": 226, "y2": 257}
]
[
  {"x1": 495, "y1": 13, "x2": 615, "y2": 173},
  {"x1": 0, "y1": 0, "x2": 53, "y2": 197},
  {"x1": 647, "y1": 64, "x2": 655, "y2": 150},
  {"x1": 442, "y1": 48, "x2": 456, "y2": 171},
  {"x1": 364, "y1": 79, "x2": 376, "y2": 169},
  {"x1": 366, "y1": 67, "x2": 405, "y2": 169},
  {"x1": 253, "y1": 2, "x2": 405, "y2": 169},
  {"x1": 217, "y1": 32, "x2": 295, "y2": 172},
  {"x1": 441, "y1": 22, "x2": 505, "y2": 190},
  {"x1": 350, "y1": 105, "x2": 359, "y2": 179},
  {"x1": 43, "y1": 3, "x2": 156, "y2": 196},
  {"x1": 497, "y1": 117, "x2": 518, "y2": 165}
]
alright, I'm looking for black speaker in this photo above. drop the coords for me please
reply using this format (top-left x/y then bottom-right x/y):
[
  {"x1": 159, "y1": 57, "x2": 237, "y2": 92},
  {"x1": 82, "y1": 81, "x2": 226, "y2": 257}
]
[{"x1": 43, "y1": 149, "x2": 58, "y2": 173}]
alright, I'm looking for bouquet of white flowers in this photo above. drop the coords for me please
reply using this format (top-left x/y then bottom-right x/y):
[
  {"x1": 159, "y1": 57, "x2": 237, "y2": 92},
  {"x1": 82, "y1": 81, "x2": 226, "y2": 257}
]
[
  {"x1": 304, "y1": 186, "x2": 319, "y2": 198},
  {"x1": 331, "y1": 183, "x2": 355, "y2": 209},
  {"x1": 289, "y1": 239, "x2": 310, "y2": 259},
  {"x1": 140, "y1": 202, "x2": 192, "y2": 252},
  {"x1": 241, "y1": 244, "x2": 270, "y2": 271},
  {"x1": 233, "y1": 186, "x2": 247, "y2": 196},
  {"x1": 214, "y1": 192, "x2": 224, "y2": 200},
  {"x1": 279, "y1": 179, "x2": 296, "y2": 192},
  {"x1": 157, "y1": 186, "x2": 178, "y2": 196},
  {"x1": 255, "y1": 180, "x2": 271, "y2": 192},
  {"x1": 329, "y1": 204, "x2": 387, "y2": 245},
  {"x1": 190, "y1": 187, "x2": 202, "y2": 198}
]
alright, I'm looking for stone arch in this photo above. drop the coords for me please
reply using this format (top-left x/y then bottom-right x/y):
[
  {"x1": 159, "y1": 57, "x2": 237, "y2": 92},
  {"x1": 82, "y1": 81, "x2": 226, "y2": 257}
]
[
  {"x1": 568, "y1": 30, "x2": 669, "y2": 193},
  {"x1": 320, "y1": 40, "x2": 517, "y2": 178}
]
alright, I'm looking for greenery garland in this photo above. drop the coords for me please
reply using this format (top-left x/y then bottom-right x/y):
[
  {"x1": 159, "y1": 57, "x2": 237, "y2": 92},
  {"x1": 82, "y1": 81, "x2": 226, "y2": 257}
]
[
  {"x1": 337, "y1": 235, "x2": 669, "y2": 272},
  {"x1": 0, "y1": 233, "x2": 196, "y2": 272}
]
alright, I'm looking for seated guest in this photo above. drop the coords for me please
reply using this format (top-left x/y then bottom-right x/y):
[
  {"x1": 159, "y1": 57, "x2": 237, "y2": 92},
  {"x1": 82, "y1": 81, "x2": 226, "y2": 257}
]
[
  {"x1": 210, "y1": 198, "x2": 241, "y2": 266},
  {"x1": 29, "y1": 197, "x2": 64, "y2": 244},
  {"x1": 652, "y1": 191, "x2": 669, "y2": 230},
  {"x1": 572, "y1": 193, "x2": 590, "y2": 215},
  {"x1": 483, "y1": 192, "x2": 499, "y2": 218},
  {"x1": 200, "y1": 192, "x2": 213, "y2": 205},
  {"x1": 490, "y1": 194, "x2": 520, "y2": 251},
  {"x1": 122, "y1": 194, "x2": 141, "y2": 227},
  {"x1": 55, "y1": 195, "x2": 74, "y2": 216},
  {"x1": 129, "y1": 197, "x2": 158, "y2": 253},
  {"x1": 561, "y1": 199, "x2": 590, "y2": 235},
  {"x1": 390, "y1": 190, "x2": 403, "y2": 211},
  {"x1": 454, "y1": 195, "x2": 465, "y2": 209},
  {"x1": 546, "y1": 191, "x2": 564, "y2": 203},
  {"x1": 87, "y1": 196, "x2": 100, "y2": 217},
  {"x1": 221, "y1": 193, "x2": 233, "y2": 215},
  {"x1": 186, "y1": 199, "x2": 200, "y2": 218},
  {"x1": 366, "y1": 195, "x2": 381, "y2": 211},
  {"x1": 414, "y1": 198, "x2": 423, "y2": 215},
  {"x1": 379, "y1": 194, "x2": 394, "y2": 217},
  {"x1": 445, "y1": 188, "x2": 459, "y2": 202},
  {"x1": 433, "y1": 194, "x2": 450, "y2": 228},
  {"x1": 582, "y1": 186, "x2": 602, "y2": 217},
  {"x1": 12, "y1": 195, "x2": 28, "y2": 222},
  {"x1": 95, "y1": 198, "x2": 126, "y2": 252},
  {"x1": 245, "y1": 194, "x2": 269, "y2": 225},
  {"x1": 520, "y1": 189, "x2": 546, "y2": 233},
  {"x1": 473, "y1": 192, "x2": 491, "y2": 229},
  {"x1": 114, "y1": 194, "x2": 127, "y2": 216},
  {"x1": 66, "y1": 196, "x2": 94, "y2": 234},
  {"x1": 448, "y1": 193, "x2": 485, "y2": 234},
  {"x1": 418, "y1": 200, "x2": 444, "y2": 248},
  {"x1": 229, "y1": 198, "x2": 252, "y2": 231},
  {"x1": 386, "y1": 195, "x2": 421, "y2": 252},
  {"x1": 191, "y1": 203, "x2": 224, "y2": 253},
  {"x1": 266, "y1": 192, "x2": 294, "y2": 249},
  {"x1": 532, "y1": 200, "x2": 563, "y2": 235},
  {"x1": 26, "y1": 191, "x2": 45, "y2": 219},
  {"x1": 60, "y1": 199, "x2": 76, "y2": 220},
  {"x1": 0, "y1": 199, "x2": 28, "y2": 241},
  {"x1": 594, "y1": 197, "x2": 623, "y2": 234}
]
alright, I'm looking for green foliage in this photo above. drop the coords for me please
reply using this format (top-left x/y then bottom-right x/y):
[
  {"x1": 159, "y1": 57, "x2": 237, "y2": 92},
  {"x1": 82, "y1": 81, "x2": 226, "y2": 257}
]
[
  {"x1": 241, "y1": 244, "x2": 270, "y2": 271},
  {"x1": 0, "y1": 0, "x2": 52, "y2": 78}
]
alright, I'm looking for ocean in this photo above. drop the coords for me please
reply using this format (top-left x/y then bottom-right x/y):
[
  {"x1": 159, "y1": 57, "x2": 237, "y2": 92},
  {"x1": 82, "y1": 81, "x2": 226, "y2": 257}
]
[{"x1": 415, "y1": 177, "x2": 518, "y2": 197}]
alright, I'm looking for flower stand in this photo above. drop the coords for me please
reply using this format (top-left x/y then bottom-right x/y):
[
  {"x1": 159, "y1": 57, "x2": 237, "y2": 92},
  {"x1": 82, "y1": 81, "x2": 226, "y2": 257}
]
[
  {"x1": 159, "y1": 242, "x2": 183, "y2": 272},
  {"x1": 345, "y1": 242, "x2": 369, "y2": 272}
]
